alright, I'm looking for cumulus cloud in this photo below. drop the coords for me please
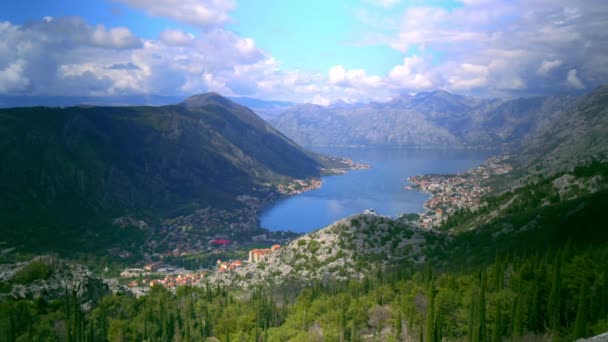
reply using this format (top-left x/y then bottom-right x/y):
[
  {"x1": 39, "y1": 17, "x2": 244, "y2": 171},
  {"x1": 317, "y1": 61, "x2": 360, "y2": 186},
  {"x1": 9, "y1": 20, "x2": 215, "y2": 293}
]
[
  {"x1": 368, "y1": 0, "x2": 608, "y2": 96},
  {"x1": 91, "y1": 25, "x2": 142, "y2": 49},
  {"x1": 0, "y1": 60, "x2": 30, "y2": 92},
  {"x1": 388, "y1": 55, "x2": 435, "y2": 90},
  {"x1": 328, "y1": 65, "x2": 383, "y2": 88},
  {"x1": 537, "y1": 60, "x2": 563, "y2": 76},
  {"x1": 2, "y1": 0, "x2": 608, "y2": 103},
  {"x1": 159, "y1": 29, "x2": 195, "y2": 46},
  {"x1": 117, "y1": 0, "x2": 235, "y2": 27},
  {"x1": 0, "y1": 17, "x2": 278, "y2": 97},
  {"x1": 567, "y1": 69, "x2": 585, "y2": 89}
]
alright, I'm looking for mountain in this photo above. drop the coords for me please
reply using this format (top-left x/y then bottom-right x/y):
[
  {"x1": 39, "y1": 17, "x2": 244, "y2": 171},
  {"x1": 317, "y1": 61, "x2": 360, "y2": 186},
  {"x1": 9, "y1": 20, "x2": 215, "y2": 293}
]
[
  {"x1": 228, "y1": 96, "x2": 296, "y2": 120},
  {"x1": 515, "y1": 85, "x2": 608, "y2": 174},
  {"x1": 0, "y1": 93, "x2": 322, "y2": 251},
  {"x1": 0, "y1": 94, "x2": 186, "y2": 108},
  {"x1": 270, "y1": 90, "x2": 575, "y2": 148}
]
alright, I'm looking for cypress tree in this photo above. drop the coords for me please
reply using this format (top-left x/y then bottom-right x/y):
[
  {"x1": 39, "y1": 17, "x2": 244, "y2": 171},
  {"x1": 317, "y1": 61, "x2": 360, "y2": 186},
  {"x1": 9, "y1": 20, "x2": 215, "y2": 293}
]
[
  {"x1": 468, "y1": 294, "x2": 477, "y2": 341},
  {"x1": 547, "y1": 253, "x2": 562, "y2": 332},
  {"x1": 528, "y1": 283, "x2": 541, "y2": 332},
  {"x1": 396, "y1": 310, "x2": 403, "y2": 341},
  {"x1": 8, "y1": 313, "x2": 15, "y2": 342},
  {"x1": 492, "y1": 303, "x2": 502, "y2": 342},
  {"x1": 478, "y1": 272, "x2": 487, "y2": 342},
  {"x1": 425, "y1": 283, "x2": 435, "y2": 342},
  {"x1": 511, "y1": 295, "x2": 524, "y2": 340},
  {"x1": 574, "y1": 283, "x2": 588, "y2": 339}
]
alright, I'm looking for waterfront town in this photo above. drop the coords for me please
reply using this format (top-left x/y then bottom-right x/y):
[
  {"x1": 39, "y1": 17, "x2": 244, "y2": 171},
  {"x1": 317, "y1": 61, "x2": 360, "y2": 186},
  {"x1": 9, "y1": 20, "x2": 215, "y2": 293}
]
[{"x1": 407, "y1": 155, "x2": 513, "y2": 228}]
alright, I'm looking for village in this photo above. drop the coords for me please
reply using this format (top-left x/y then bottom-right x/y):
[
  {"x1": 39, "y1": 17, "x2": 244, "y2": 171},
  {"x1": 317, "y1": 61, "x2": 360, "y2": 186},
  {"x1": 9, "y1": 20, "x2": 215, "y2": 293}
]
[
  {"x1": 407, "y1": 155, "x2": 513, "y2": 228},
  {"x1": 118, "y1": 242, "x2": 283, "y2": 296}
]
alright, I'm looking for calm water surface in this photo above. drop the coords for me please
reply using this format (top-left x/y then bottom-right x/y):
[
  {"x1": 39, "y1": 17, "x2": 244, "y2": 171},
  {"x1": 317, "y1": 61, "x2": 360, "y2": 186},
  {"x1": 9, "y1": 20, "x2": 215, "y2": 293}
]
[{"x1": 260, "y1": 147, "x2": 494, "y2": 233}]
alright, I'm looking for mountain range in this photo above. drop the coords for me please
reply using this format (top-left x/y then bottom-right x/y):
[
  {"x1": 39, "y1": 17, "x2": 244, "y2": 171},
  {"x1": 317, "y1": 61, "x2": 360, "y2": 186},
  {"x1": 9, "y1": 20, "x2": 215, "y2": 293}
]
[{"x1": 270, "y1": 89, "x2": 578, "y2": 150}]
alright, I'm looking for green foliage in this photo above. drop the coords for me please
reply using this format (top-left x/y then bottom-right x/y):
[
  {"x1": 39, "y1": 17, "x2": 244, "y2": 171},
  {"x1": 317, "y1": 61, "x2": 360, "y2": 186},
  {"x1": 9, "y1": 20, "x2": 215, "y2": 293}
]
[
  {"x1": 11, "y1": 260, "x2": 53, "y2": 284},
  {"x1": 2, "y1": 243, "x2": 607, "y2": 341}
]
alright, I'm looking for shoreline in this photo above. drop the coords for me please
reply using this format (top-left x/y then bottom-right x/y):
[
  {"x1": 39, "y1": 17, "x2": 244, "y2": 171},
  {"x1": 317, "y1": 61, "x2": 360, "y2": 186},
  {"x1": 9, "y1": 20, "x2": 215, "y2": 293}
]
[{"x1": 405, "y1": 155, "x2": 513, "y2": 229}]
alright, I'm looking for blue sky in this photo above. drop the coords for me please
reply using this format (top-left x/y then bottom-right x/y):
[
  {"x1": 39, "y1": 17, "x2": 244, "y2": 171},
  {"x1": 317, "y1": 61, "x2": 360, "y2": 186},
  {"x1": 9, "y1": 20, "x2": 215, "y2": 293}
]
[{"x1": 0, "y1": 0, "x2": 607, "y2": 103}]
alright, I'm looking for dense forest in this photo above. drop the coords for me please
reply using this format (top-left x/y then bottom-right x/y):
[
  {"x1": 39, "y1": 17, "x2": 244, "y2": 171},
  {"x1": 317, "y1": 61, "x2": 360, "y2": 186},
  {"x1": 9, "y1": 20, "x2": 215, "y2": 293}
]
[{"x1": 2, "y1": 241, "x2": 608, "y2": 341}]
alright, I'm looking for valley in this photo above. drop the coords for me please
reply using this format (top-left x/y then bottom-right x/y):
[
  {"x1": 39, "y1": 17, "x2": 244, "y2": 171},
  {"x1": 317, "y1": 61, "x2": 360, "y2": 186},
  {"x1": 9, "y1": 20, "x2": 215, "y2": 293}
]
[
  {"x1": 3, "y1": 1, "x2": 608, "y2": 340},
  {"x1": 1, "y1": 86, "x2": 608, "y2": 341}
]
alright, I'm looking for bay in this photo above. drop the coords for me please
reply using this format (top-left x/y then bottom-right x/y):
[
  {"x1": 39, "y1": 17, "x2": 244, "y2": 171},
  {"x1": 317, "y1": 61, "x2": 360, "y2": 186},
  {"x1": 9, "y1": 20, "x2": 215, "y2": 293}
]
[{"x1": 260, "y1": 147, "x2": 495, "y2": 233}]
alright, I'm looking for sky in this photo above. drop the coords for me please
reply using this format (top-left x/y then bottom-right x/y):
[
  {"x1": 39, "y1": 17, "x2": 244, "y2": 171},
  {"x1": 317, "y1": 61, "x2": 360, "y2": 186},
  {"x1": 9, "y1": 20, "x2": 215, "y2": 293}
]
[{"x1": 0, "y1": 0, "x2": 607, "y2": 104}]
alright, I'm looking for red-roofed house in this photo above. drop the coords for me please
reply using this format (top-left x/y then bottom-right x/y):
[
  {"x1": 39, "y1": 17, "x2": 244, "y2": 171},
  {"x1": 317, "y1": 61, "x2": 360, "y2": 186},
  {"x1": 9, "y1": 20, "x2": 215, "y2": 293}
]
[{"x1": 210, "y1": 239, "x2": 231, "y2": 247}]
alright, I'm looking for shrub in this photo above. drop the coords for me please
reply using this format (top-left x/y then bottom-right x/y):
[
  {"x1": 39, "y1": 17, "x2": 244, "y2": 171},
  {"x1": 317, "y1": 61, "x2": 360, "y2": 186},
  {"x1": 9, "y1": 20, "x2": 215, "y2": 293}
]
[{"x1": 11, "y1": 260, "x2": 54, "y2": 284}]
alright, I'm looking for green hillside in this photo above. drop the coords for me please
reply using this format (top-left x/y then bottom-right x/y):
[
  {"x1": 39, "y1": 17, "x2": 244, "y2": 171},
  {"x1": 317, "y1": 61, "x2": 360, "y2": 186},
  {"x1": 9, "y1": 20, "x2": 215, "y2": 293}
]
[{"x1": 0, "y1": 94, "x2": 322, "y2": 253}]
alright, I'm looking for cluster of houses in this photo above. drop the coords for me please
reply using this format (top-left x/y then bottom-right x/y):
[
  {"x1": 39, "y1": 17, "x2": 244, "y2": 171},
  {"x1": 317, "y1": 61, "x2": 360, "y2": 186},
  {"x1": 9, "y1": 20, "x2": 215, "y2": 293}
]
[
  {"x1": 408, "y1": 156, "x2": 513, "y2": 228},
  {"x1": 275, "y1": 178, "x2": 321, "y2": 195},
  {"x1": 217, "y1": 259, "x2": 243, "y2": 272},
  {"x1": 148, "y1": 272, "x2": 207, "y2": 288},
  {"x1": 248, "y1": 244, "x2": 281, "y2": 263},
  {"x1": 120, "y1": 244, "x2": 282, "y2": 291}
]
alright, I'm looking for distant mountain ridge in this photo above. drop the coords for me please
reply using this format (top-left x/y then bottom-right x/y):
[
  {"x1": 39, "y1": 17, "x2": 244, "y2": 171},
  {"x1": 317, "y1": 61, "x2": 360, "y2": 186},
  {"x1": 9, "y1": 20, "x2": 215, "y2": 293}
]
[
  {"x1": 270, "y1": 89, "x2": 577, "y2": 149},
  {"x1": 228, "y1": 96, "x2": 296, "y2": 120},
  {"x1": 0, "y1": 94, "x2": 186, "y2": 108}
]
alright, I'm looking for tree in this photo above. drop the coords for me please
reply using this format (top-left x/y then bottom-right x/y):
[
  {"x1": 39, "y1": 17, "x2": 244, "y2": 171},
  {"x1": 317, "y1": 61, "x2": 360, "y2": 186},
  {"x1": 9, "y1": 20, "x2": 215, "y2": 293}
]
[
  {"x1": 547, "y1": 253, "x2": 562, "y2": 332},
  {"x1": 574, "y1": 283, "x2": 589, "y2": 339},
  {"x1": 425, "y1": 283, "x2": 436, "y2": 342}
]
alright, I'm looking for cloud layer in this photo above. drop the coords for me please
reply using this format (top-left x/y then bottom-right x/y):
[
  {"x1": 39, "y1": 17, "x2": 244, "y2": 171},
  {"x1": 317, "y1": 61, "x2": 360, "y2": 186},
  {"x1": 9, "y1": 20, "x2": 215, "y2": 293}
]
[{"x1": 1, "y1": 0, "x2": 607, "y2": 103}]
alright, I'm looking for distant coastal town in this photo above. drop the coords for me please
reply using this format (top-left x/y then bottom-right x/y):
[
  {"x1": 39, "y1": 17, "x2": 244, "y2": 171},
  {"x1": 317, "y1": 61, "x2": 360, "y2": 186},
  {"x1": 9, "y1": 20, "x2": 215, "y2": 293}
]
[{"x1": 407, "y1": 155, "x2": 513, "y2": 229}]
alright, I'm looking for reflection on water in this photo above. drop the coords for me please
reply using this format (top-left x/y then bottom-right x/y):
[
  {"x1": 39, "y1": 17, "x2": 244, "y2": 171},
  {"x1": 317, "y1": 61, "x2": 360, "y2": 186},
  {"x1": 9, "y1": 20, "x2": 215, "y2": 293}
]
[{"x1": 260, "y1": 147, "x2": 495, "y2": 233}]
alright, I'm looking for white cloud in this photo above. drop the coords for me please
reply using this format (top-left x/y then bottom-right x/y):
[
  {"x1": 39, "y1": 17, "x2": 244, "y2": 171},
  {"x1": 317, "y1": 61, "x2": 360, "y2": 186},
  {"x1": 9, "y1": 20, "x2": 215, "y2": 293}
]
[
  {"x1": 91, "y1": 25, "x2": 141, "y2": 49},
  {"x1": 159, "y1": 29, "x2": 195, "y2": 46},
  {"x1": 388, "y1": 55, "x2": 434, "y2": 90},
  {"x1": 567, "y1": 69, "x2": 585, "y2": 89},
  {"x1": 368, "y1": 0, "x2": 400, "y2": 8},
  {"x1": 537, "y1": 59, "x2": 563, "y2": 75},
  {"x1": 328, "y1": 65, "x2": 383, "y2": 89},
  {"x1": 312, "y1": 94, "x2": 331, "y2": 106},
  {"x1": 448, "y1": 63, "x2": 488, "y2": 90},
  {"x1": 117, "y1": 0, "x2": 236, "y2": 27},
  {"x1": 0, "y1": 60, "x2": 30, "y2": 92}
]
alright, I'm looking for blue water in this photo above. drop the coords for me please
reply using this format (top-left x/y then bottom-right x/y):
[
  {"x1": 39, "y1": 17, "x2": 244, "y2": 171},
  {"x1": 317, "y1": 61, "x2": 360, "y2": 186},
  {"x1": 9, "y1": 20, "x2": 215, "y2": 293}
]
[{"x1": 260, "y1": 147, "x2": 494, "y2": 233}]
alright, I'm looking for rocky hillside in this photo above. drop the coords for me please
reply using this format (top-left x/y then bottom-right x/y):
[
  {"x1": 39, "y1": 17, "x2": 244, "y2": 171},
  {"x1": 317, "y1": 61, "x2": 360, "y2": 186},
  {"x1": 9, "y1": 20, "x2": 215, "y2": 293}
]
[
  {"x1": 209, "y1": 212, "x2": 446, "y2": 288},
  {"x1": 0, "y1": 93, "x2": 323, "y2": 251},
  {"x1": 0, "y1": 256, "x2": 110, "y2": 310},
  {"x1": 514, "y1": 85, "x2": 608, "y2": 175},
  {"x1": 271, "y1": 90, "x2": 574, "y2": 148}
]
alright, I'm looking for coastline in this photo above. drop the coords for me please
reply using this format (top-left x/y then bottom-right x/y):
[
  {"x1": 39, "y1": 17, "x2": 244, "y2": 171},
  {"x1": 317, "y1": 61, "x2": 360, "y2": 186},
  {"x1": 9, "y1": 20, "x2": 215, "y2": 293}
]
[{"x1": 405, "y1": 155, "x2": 512, "y2": 229}]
